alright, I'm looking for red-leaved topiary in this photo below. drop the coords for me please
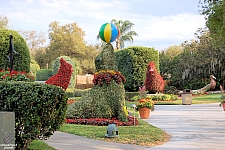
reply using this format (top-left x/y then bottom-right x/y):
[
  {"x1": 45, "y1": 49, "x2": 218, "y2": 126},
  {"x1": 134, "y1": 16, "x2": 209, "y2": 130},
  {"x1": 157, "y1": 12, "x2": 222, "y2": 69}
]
[
  {"x1": 45, "y1": 58, "x2": 73, "y2": 90},
  {"x1": 144, "y1": 61, "x2": 164, "y2": 93}
]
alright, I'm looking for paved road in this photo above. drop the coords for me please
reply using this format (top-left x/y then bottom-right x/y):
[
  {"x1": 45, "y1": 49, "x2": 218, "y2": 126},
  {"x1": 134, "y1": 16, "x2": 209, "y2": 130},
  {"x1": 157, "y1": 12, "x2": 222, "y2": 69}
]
[{"x1": 45, "y1": 103, "x2": 225, "y2": 150}]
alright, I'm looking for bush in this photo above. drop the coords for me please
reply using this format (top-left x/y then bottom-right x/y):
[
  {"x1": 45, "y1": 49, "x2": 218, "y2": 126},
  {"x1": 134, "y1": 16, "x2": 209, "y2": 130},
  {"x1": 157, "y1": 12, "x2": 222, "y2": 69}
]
[
  {"x1": 66, "y1": 88, "x2": 74, "y2": 98},
  {"x1": 130, "y1": 94, "x2": 177, "y2": 102},
  {"x1": 0, "y1": 69, "x2": 34, "y2": 82},
  {"x1": 74, "y1": 89, "x2": 91, "y2": 97},
  {"x1": 116, "y1": 46, "x2": 159, "y2": 92},
  {"x1": 0, "y1": 29, "x2": 30, "y2": 72},
  {"x1": 0, "y1": 82, "x2": 68, "y2": 150},
  {"x1": 30, "y1": 58, "x2": 40, "y2": 79},
  {"x1": 125, "y1": 92, "x2": 139, "y2": 101},
  {"x1": 36, "y1": 69, "x2": 53, "y2": 81}
]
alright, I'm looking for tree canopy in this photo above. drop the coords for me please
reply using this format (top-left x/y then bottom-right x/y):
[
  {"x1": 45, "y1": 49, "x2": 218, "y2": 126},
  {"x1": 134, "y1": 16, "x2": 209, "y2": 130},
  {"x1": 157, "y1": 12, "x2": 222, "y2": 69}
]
[{"x1": 111, "y1": 19, "x2": 138, "y2": 50}]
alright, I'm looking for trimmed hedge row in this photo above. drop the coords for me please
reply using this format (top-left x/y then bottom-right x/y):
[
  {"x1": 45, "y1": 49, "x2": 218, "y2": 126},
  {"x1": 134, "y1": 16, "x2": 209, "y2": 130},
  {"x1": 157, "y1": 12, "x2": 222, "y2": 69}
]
[
  {"x1": 0, "y1": 82, "x2": 68, "y2": 150},
  {"x1": 36, "y1": 69, "x2": 53, "y2": 81}
]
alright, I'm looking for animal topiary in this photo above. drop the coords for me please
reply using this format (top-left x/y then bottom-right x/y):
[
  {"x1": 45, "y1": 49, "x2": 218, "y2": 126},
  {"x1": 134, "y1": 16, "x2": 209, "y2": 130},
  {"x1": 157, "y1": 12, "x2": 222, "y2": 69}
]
[
  {"x1": 144, "y1": 61, "x2": 164, "y2": 93},
  {"x1": 45, "y1": 58, "x2": 73, "y2": 90},
  {"x1": 67, "y1": 43, "x2": 127, "y2": 122}
]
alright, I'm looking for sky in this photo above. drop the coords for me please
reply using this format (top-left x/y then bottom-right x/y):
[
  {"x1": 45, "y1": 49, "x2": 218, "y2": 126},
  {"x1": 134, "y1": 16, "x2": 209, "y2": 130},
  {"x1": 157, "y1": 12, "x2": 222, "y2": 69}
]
[{"x1": 0, "y1": 0, "x2": 206, "y2": 51}]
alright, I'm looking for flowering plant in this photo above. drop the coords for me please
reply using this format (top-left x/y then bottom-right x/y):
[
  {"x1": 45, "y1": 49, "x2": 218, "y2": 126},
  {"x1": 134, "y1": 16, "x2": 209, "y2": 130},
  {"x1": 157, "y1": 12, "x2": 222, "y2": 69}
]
[
  {"x1": 0, "y1": 69, "x2": 34, "y2": 82},
  {"x1": 136, "y1": 97, "x2": 155, "y2": 111},
  {"x1": 135, "y1": 86, "x2": 155, "y2": 111},
  {"x1": 93, "y1": 70, "x2": 126, "y2": 86}
]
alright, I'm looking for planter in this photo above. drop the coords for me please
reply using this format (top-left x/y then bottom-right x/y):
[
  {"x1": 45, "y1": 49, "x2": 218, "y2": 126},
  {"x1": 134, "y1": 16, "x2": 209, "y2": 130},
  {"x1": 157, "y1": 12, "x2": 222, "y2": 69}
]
[{"x1": 139, "y1": 107, "x2": 150, "y2": 119}]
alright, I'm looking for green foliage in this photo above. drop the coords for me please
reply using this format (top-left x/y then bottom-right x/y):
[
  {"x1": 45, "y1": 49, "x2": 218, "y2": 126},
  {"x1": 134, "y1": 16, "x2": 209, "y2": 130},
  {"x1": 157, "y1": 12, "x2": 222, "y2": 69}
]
[
  {"x1": 116, "y1": 46, "x2": 159, "y2": 92},
  {"x1": 125, "y1": 92, "x2": 139, "y2": 101},
  {"x1": 164, "y1": 85, "x2": 179, "y2": 95},
  {"x1": 65, "y1": 88, "x2": 75, "y2": 98},
  {"x1": 0, "y1": 82, "x2": 67, "y2": 150},
  {"x1": 36, "y1": 69, "x2": 53, "y2": 81},
  {"x1": 0, "y1": 29, "x2": 30, "y2": 72},
  {"x1": 27, "y1": 140, "x2": 56, "y2": 150},
  {"x1": 52, "y1": 56, "x2": 76, "y2": 89},
  {"x1": 67, "y1": 43, "x2": 127, "y2": 122},
  {"x1": 130, "y1": 94, "x2": 177, "y2": 102},
  {"x1": 67, "y1": 81, "x2": 126, "y2": 119},
  {"x1": 74, "y1": 88, "x2": 90, "y2": 97},
  {"x1": 0, "y1": 70, "x2": 34, "y2": 82},
  {"x1": 111, "y1": 19, "x2": 138, "y2": 50},
  {"x1": 30, "y1": 58, "x2": 40, "y2": 79}
]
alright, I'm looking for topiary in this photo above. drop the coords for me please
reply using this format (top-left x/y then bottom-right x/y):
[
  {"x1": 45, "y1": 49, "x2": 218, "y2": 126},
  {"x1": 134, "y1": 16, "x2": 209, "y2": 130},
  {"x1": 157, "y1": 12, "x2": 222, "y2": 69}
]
[
  {"x1": 0, "y1": 29, "x2": 30, "y2": 72},
  {"x1": 52, "y1": 56, "x2": 76, "y2": 89},
  {"x1": 67, "y1": 43, "x2": 127, "y2": 122}
]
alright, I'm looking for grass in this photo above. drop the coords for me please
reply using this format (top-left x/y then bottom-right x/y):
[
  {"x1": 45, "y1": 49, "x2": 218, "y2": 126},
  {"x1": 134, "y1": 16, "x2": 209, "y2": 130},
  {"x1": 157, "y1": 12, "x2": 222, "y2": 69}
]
[
  {"x1": 126, "y1": 93, "x2": 222, "y2": 106},
  {"x1": 59, "y1": 119, "x2": 170, "y2": 146},
  {"x1": 28, "y1": 93, "x2": 222, "y2": 148},
  {"x1": 27, "y1": 140, "x2": 56, "y2": 150}
]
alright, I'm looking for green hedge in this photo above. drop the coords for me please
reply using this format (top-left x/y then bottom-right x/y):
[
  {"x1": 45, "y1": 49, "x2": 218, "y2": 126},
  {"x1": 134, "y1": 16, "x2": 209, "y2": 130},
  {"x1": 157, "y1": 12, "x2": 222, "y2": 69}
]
[
  {"x1": 0, "y1": 82, "x2": 68, "y2": 150},
  {"x1": 0, "y1": 29, "x2": 30, "y2": 72},
  {"x1": 116, "y1": 46, "x2": 159, "y2": 92},
  {"x1": 74, "y1": 88, "x2": 91, "y2": 97},
  {"x1": 125, "y1": 92, "x2": 139, "y2": 101},
  {"x1": 36, "y1": 69, "x2": 53, "y2": 81}
]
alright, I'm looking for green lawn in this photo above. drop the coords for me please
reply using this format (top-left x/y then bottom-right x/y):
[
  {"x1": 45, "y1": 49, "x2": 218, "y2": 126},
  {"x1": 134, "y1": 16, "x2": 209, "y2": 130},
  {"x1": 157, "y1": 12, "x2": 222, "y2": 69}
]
[
  {"x1": 27, "y1": 140, "x2": 56, "y2": 150},
  {"x1": 59, "y1": 119, "x2": 170, "y2": 146}
]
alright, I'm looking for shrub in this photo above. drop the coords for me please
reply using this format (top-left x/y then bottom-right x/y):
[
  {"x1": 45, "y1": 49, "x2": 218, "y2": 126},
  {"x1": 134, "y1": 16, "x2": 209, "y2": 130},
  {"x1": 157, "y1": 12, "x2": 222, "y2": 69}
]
[
  {"x1": 125, "y1": 92, "x2": 139, "y2": 101},
  {"x1": 0, "y1": 69, "x2": 34, "y2": 82},
  {"x1": 30, "y1": 58, "x2": 40, "y2": 79},
  {"x1": 66, "y1": 88, "x2": 74, "y2": 98},
  {"x1": 74, "y1": 89, "x2": 90, "y2": 97},
  {"x1": 116, "y1": 46, "x2": 159, "y2": 92},
  {"x1": 0, "y1": 29, "x2": 30, "y2": 72},
  {"x1": 0, "y1": 82, "x2": 67, "y2": 150},
  {"x1": 36, "y1": 69, "x2": 53, "y2": 81}
]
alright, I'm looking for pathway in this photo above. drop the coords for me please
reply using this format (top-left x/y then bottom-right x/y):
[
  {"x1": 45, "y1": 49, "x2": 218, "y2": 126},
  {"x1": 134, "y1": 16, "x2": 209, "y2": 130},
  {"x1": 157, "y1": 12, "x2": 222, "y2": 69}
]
[{"x1": 45, "y1": 103, "x2": 225, "y2": 150}]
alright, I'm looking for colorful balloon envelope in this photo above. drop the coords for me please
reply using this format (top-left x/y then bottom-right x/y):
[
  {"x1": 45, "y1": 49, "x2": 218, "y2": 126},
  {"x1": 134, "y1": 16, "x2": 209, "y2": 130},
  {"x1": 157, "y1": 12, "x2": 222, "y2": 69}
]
[{"x1": 99, "y1": 23, "x2": 119, "y2": 43}]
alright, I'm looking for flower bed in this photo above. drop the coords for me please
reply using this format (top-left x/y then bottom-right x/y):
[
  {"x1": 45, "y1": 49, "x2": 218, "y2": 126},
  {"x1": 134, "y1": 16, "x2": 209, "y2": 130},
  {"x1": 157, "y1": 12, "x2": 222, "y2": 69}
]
[{"x1": 66, "y1": 116, "x2": 138, "y2": 126}]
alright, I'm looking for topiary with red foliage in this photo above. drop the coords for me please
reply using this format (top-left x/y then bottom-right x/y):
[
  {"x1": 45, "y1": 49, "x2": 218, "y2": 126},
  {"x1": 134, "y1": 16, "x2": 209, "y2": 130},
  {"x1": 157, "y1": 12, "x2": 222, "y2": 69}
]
[
  {"x1": 144, "y1": 61, "x2": 164, "y2": 93},
  {"x1": 45, "y1": 58, "x2": 73, "y2": 90}
]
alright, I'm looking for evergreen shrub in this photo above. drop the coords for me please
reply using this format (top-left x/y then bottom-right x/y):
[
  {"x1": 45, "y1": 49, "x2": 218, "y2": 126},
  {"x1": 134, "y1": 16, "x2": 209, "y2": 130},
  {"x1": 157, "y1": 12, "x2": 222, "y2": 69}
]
[
  {"x1": 0, "y1": 29, "x2": 30, "y2": 72},
  {"x1": 116, "y1": 46, "x2": 159, "y2": 92},
  {"x1": 0, "y1": 82, "x2": 67, "y2": 150}
]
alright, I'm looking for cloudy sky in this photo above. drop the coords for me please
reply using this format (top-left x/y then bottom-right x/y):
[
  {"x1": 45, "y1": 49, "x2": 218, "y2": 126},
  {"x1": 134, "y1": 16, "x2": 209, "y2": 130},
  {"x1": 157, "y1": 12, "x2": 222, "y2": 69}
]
[{"x1": 1, "y1": 0, "x2": 206, "y2": 51}]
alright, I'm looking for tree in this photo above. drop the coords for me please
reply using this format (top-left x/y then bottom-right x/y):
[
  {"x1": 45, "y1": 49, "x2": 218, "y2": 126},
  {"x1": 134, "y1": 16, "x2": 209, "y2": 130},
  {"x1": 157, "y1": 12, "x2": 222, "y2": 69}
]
[
  {"x1": 47, "y1": 21, "x2": 86, "y2": 60},
  {"x1": 45, "y1": 21, "x2": 99, "y2": 74},
  {"x1": 199, "y1": 0, "x2": 225, "y2": 47},
  {"x1": 18, "y1": 30, "x2": 46, "y2": 57},
  {"x1": 0, "y1": 16, "x2": 8, "y2": 28},
  {"x1": 111, "y1": 19, "x2": 138, "y2": 50}
]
